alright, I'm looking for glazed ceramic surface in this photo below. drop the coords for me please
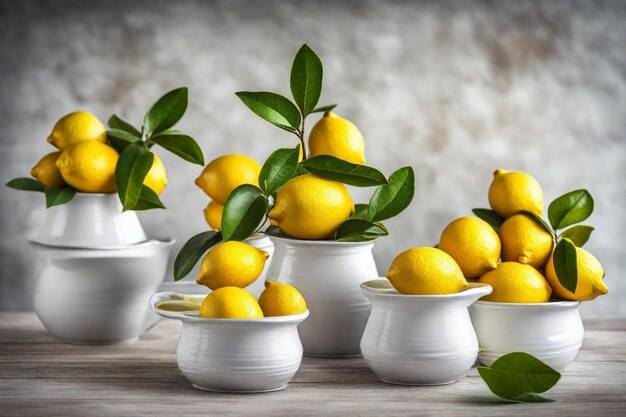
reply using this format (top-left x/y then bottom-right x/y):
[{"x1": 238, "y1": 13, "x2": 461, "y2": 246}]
[
  {"x1": 266, "y1": 237, "x2": 377, "y2": 357},
  {"x1": 360, "y1": 279, "x2": 492, "y2": 385},
  {"x1": 30, "y1": 238, "x2": 174, "y2": 343},
  {"x1": 31, "y1": 193, "x2": 148, "y2": 248},
  {"x1": 470, "y1": 300, "x2": 583, "y2": 373},
  {"x1": 151, "y1": 292, "x2": 308, "y2": 393}
]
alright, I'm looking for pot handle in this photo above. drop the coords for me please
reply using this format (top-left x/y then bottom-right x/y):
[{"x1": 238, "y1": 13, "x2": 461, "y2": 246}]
[{"x1": 149, "y1": 291, "x2": 202, "y2": 320}]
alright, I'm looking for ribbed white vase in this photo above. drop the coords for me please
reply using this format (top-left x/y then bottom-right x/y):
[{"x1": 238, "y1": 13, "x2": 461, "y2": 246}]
[{"x1": 266, "y1": 236, "x2": 378, "y2": 357}]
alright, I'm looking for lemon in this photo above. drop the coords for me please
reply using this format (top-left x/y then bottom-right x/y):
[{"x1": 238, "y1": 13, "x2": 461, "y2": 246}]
[
  {"x1": 204, "y1": 200, "x2": 224, "y2": 230},
  {"x1": 268, "y1": 173, "x2": 354, "y2": 240},
  {"x1": 195, "y1": 154, "x2": 261, "y2": 204},
  {"x1": 258, "y1": 281, "x2": 307, "y2": 316},
  {"x1": 545, "y1": 246, "x2": 607, "y2": 301},
  {"x1": 386, "y1": 247, "x2": 468, "y2": 295},
  {"x1": 199, "y1": 287, "x2": 263, "y2": 319},
  {"x1": 30, "y1": 152, "x2": 66, "y2": 188},
  {"x1": 143, "y1": 154, "x2": 167, "y2": 195},
  {"x1": 478, "y1": 262, "x2": 552, "y2": 303},
  {"x1": 439, "y1": 216, "x2": 501, "y2": 279},
  {"x1": 308, "y1": 112, "x2": 366, "y2": 164},
  {"x1": 488, "y1": 169, "x2": 543, "y2": 218},
  {"x1": 196, "y1": 241, "x2": 269, "y2": 290},
  {"x1": 499, "y1": 214, "x2": 553, "y2": 269},
  {"x1": 47, "y1": 111, "x2": 107, "y2": 150},
  {"x1": 56, "y1": 141, "x2": 119, "y2": 193}
]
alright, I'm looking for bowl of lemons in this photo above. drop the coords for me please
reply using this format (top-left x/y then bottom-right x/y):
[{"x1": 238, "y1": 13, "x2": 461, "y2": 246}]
[
  {"x1": 431, "y1": 169, "x2": 607, "y2": 373},
  {"x1": 152, "y1": 240, "x2": 309, "y2": 393},
  {"x1": 359, "y1": 248, "x2": 492, "y2": 386}
]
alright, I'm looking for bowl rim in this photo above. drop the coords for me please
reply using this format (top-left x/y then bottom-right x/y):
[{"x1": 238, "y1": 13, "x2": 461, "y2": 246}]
[
  {"x1": 473, "y1": 299, "x2": 580, "y2": 308},
  {"x1": 267, "y1": 235, "x2": 375, "y2": 247},
  {"x1": 151, "y1": 292, "x2": 310, "y2": 323},
  {"x1": 28, "y1": 237, "x2": 176, "y2": 251},
  {"x1": 360, "y1": 278, "x2": 492, "y2": 299}
]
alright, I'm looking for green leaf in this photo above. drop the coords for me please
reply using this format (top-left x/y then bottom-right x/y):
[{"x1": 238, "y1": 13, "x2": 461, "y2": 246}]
[
  {"x1": 132, "y1": 185, "x2": 166, "y2": 211},
  {"x1": 350, "y1": 203, "x2": 370, "y2": 220},
  {"x1": 290, "y1": 44, "x2": 323, "y2": 116},
  {"x1": 115, "y1": 143, "x2": 154, "y2": 211},
  {"x1": 548, "y1": 189, "x2": 594, "y2": 230},
  {"x1": 477, "y1": 352, "x2": 560, "y2": 402},
  {"x1": 143, "y1": 87, "x2": 188, "y2": 137},
  {"x1": 259, "y1": 145, "x2": 301, "y2": 195},
  {"x1": 335, "y1": 219, "x2": 388, "y2": 241},
  {"x1": 221, "y1": 184, "x2": 268, "y2": 241},
  {"x1": 107, "y1": 114, "x2": 141, "y2": 137},
  {"x1": 6, "y1": 178, "x2": 45, "y2": 192},
  {"x1": 559, "y1": 225, "x2": 594, "y2": 247},
  {"x1": 173, "y1": 231, "x2": 222, "y2": 281},
  {"x1": 367, "y1": 167, "x2": 415, "y2": 222},
  {"x1": 235, "y1": 91, "x2": 301, "y2": 132},
  {"x1": 299, "y1": 155, "x2": 387, "y2": 187},
  {"x1": 150, "y1": 131, "x2": 204, "y2": 165},
  {"x1": 45, "y1": 186, "x2": 77, "y2": 208},
  {"x1": 553, "y1": 238, "x2": 578, "y2": 293},
  {"x1": 511, "y1": 393, "x2": 555, "y2": 403},
  {"x1": 107, "y1": 128, "x2": 142, "y2": 152},
  {"x1": 519, "y1": 210, "x2": 554, "y2": 235},
  {"x1": 264, "y1": 225, "x2": 291, "y2": 238},
  {"x1": 311, "y1": 104, "x2": 337, "y2": 113},
  {"x1": 472, "y1": 208, "x2": 504, "y2": 231}
]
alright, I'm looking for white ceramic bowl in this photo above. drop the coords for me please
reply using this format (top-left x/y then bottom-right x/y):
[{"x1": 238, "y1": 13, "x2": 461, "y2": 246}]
[
  {"x1": 267, "y1": 237, "x2": 377, "y2": 357},
  {"x1": 151, "y1": 292, "x2": 309, "y2": 393},
  {"x1": 470, "y1": 300, "x2": 583, "y2": 373},
  {"x1": 30, "y1": 238, "x2": 174, "y2": 343},
  {"x1": 360, "y1": 279, "x2": 492, "y2": 385},
  {"x1": 31, "y1": 193, "x2": 148, "y2": 248}
]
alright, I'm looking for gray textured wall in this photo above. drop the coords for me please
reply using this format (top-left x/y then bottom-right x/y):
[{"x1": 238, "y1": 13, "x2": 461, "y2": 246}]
[{"x1": 1, "y1": 0, "x2": 624, "y2": 317}]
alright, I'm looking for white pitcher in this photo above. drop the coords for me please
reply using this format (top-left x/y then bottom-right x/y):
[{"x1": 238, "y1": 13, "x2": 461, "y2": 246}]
[
  {"x1": 360, "y1": 279, "x2": 492, "y2": 385},
  {"x1": 266, "y1": 236, "x2": 378, "y2": 357}
]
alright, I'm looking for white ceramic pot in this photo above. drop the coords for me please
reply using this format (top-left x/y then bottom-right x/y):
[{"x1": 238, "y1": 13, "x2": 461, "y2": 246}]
[
  {"x1": 360, "y1": 279, "x2": 492, "y2": 385},
  {"x1": 469, "y1": 300, "x2": 584, "y2": 373},
  {"x1": 242, "y1": 234, "x2": 274, "y2": 298},
  {"x1": 150, "y1": 292, "x2": 309, "y2": 393},
  {"x1": 30, "y1": 238, "x2": 174, "y2": 344},
  {"x1": 266, "y1": 236, "x2": 377, "y2": 357},
  {"x1": 31, "y1": 193, "x2": 148, "y2": 248}
]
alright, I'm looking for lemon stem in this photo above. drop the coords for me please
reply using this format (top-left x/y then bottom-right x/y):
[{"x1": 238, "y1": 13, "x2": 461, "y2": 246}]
[{"x1": 295, "y1": 117, "x2": 307, "y2": 160}]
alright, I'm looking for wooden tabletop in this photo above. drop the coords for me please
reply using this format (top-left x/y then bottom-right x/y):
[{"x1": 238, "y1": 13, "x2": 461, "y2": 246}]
[{"x1": 0, "y1": 313, "x2": 624, "y2": 417}]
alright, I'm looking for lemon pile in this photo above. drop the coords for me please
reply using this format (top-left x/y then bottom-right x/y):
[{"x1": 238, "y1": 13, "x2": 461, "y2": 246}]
[
  {"x1": 195, "y1": 154, "x2": 261, "y2": 230},
  {"x1": 195, "y1": 241, "x2": 306, "y2": 318},
  {"x1": 386, "y1": 169, "x2": 607, "y2": 303},
  {"x1": 31, "y1": 111, "x2": 167, "y2": 194}
]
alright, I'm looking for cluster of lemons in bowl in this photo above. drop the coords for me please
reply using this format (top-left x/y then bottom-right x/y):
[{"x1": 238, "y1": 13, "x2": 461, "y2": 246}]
[
  {"x1": 386, "y1": 169, "x2": 607, "y2": 303},
  {"x1": 30, "y1": 111, "x2": 166, "y2": 194}
]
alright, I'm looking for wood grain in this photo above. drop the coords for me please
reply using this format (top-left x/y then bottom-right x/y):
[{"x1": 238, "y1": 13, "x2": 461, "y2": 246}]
[{"x1": 0, "y1": 313, "x2": 624, "y2": 417}]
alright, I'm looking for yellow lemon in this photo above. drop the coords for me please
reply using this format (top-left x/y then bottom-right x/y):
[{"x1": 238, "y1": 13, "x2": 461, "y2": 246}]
[
  {"x1": 499, "y1": 214, "x2": 553, "y2": 269},
  {"x1": 439, "y1": 216, "x2": 501, "y2": 279},
  {"x1": 204, "y1": 200, "x2": 224, "y2": 230},
  {"x1": 199, "y1": 287, "x2": 263, "y2": 319},
  {"x1": 47, "y1": 111, "x2": 107, "y2": 150},
  {"x1": 30, "y1": 152, "x2": 66, "y2": 188},
  {"x1": 308, "y1": 112, "x2": 365, "y2": 164},
  {"x1": 386, "y1": 247, "x2": 468, "y2": 295},
  {"x1": 258, "y1": 281, "x2": 307, "y2": 316},
  {"x1": 143, "y1": 154, "x2": 167, "y2": 195},
  {"x1": 478, "y1": 262, "x2": 552, "y2": 303},
  {"x1": 268, "y1": 174, "x2": 354, "y2": 240},
  {"x1": 545, "y1": 246, "x2": 607, "y2": 301},
  {"x1": 488, "y1": 169, "x2": 543, "y2": 218},
  {"x1": 195, "y1": 154, "x2": 261, "y2": 204},
  {"x1": 196, "y1": 241, "x2": 269, "y2": 290},
  {"x1": 56, "y1": 141, "x2": 119, "y2": 193}
]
